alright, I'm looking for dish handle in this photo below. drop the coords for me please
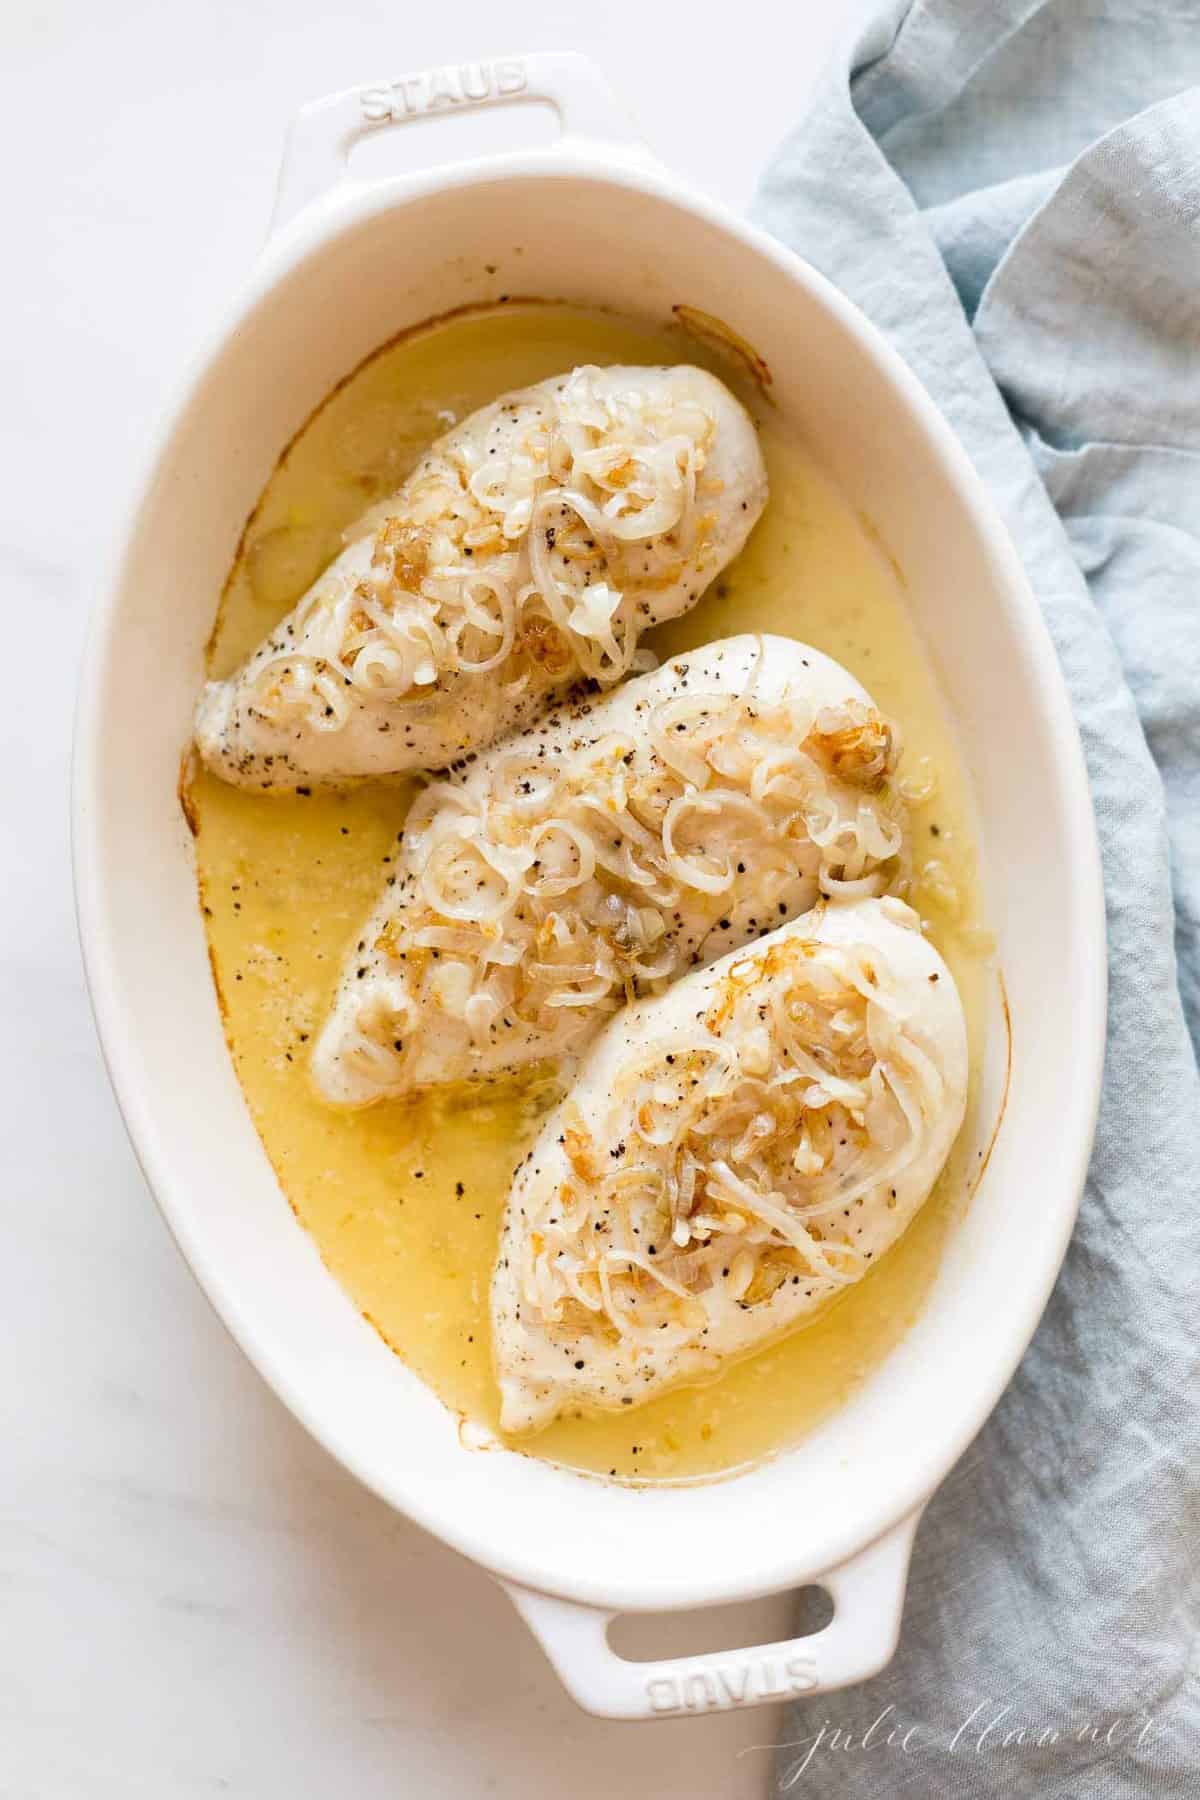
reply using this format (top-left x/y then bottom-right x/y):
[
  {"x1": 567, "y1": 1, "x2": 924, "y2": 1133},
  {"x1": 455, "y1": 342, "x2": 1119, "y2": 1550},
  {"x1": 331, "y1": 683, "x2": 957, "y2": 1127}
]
[
  {"x1": 503, "y1": 1506, "x2": 923, "y2": 1721},
  {"x1": 272, "y1": 50, "x2": 652, "y2": 232}
]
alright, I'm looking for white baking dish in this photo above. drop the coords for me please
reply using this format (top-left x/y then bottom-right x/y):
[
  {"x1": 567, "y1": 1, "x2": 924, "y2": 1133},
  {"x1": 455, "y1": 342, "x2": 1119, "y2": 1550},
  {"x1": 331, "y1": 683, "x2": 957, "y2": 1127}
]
[{"x1": 73, "y1": 52, "x2": 1105, "y2": 1719}]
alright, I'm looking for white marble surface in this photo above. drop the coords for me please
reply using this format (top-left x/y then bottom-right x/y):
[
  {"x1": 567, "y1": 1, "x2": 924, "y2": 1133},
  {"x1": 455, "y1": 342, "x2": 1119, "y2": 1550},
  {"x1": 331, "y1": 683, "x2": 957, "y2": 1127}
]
[{"x1": 3, "y1": 4, "x2": 854, "y2": 1793}]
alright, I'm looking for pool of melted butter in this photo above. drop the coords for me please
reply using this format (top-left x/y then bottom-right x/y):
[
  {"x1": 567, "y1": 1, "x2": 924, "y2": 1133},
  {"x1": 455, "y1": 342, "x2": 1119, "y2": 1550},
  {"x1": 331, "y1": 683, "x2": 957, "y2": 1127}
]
[{"x1": 189, "y1": 302, "x2": 992, "y2": 1484}]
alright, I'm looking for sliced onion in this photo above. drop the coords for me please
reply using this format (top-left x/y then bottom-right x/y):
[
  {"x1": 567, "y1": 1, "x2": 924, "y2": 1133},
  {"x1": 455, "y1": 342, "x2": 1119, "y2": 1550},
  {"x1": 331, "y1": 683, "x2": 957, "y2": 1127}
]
[{"x1": 661, "y1": 793, "x2": 737, "y2": 895}]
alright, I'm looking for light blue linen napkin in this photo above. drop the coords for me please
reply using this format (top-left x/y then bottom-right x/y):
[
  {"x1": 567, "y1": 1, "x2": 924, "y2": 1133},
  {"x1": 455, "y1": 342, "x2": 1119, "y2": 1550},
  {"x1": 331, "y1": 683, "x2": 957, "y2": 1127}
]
[{"x1": 753, "y1": 3, "x2": 1200, "y2": 1792}]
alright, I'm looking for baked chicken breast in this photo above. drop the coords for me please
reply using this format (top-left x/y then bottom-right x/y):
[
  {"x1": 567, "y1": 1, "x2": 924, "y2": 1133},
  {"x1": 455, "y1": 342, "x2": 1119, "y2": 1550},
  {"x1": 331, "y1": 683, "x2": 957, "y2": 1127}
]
[
  {"x1": 492, "y1": 896, "x2": 967, "y2": 1433},
  {"x1": 195, "y1": 364, "x2": 767, "y2": 788},
  {"x1": 312, "y1": 635, "x2": 909, "y2": 1105}
]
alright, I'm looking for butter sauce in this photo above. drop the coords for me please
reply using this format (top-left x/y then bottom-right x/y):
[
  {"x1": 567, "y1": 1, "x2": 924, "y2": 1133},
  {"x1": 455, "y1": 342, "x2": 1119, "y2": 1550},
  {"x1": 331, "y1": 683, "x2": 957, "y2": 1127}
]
[{"x1": 189, "y1": 302, "x2": 991, "y2": 1483}]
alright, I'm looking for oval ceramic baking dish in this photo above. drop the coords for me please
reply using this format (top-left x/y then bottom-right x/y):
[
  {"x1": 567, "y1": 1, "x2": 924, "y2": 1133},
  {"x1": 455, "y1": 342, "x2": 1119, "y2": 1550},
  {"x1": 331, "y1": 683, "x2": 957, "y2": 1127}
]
[{"x1": 73, "y1": 52, "x2": 1105, "y2": 1719}]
